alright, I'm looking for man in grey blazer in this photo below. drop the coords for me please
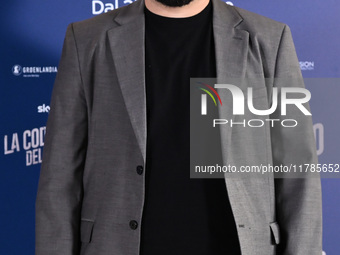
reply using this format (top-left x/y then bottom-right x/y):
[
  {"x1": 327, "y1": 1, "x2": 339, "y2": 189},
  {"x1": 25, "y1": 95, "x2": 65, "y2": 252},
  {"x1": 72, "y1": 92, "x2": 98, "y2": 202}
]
[{"x1": 35, "y1": 0, "x2": 322, "y2": 254}]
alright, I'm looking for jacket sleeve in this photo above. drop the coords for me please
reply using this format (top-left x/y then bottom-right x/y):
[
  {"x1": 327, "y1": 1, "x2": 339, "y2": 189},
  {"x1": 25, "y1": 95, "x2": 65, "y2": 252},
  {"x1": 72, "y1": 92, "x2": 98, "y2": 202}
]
[
  {"x1": 35, "y1": 23, "x2": 87, "y2": 255},
  {"x1": 270, "y1": 25, "x2": 322, "y2": 255}
]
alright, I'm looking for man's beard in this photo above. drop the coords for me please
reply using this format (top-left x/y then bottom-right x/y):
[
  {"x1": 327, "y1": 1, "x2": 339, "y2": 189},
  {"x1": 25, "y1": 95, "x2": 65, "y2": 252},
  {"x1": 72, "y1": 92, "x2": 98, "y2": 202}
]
[{"x1": 155, "y1": 0, "x2": 194, "y2": 7}]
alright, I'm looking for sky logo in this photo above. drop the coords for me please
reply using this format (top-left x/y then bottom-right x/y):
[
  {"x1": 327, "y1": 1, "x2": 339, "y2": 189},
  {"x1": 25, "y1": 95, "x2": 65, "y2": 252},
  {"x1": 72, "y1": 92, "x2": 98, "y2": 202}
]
[{"x1": 37, "y1": 104, "x2": 50, "y2": 113}]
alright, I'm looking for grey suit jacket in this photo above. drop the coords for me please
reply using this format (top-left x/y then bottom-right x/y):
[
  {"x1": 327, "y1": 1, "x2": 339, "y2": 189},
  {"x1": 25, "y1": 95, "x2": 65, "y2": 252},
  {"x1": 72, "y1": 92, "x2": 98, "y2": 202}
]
[{"x1": 36, "y1": 0, "x2": 322, "y2": 254}]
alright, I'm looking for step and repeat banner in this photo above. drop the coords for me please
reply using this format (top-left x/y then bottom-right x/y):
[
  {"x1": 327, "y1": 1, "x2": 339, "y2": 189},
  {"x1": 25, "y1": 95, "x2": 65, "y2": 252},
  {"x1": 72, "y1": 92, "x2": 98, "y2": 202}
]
[{"x1": 1, "y1": 0, "x2": 339, "y2": 254}]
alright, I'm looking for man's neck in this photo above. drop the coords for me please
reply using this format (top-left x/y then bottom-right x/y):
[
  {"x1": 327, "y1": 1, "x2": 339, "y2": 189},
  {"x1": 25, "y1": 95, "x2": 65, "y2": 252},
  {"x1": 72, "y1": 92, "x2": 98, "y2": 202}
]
[{"x1": 145, "y1": 0, "x2": 210, "y2": 18}]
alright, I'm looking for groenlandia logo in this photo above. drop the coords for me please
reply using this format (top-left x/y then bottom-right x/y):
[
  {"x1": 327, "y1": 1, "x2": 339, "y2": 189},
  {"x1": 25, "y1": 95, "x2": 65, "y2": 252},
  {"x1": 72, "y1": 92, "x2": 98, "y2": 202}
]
[{"x1": 12, "y1": 65, "x2": 22, "y2": 76}]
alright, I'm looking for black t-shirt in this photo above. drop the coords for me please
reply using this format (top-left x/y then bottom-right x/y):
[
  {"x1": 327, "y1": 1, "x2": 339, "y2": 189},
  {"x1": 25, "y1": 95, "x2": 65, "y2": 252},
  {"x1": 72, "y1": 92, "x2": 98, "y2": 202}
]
[{"x1": 141, "y1": 2, "x2": 241, "y2": 254}]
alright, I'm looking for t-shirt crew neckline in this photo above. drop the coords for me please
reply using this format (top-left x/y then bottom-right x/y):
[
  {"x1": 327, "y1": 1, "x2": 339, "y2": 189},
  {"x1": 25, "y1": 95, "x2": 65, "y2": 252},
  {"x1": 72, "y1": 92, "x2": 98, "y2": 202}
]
[{"x1": 144, "y1": 0, "x2": 212, "y2": 24}]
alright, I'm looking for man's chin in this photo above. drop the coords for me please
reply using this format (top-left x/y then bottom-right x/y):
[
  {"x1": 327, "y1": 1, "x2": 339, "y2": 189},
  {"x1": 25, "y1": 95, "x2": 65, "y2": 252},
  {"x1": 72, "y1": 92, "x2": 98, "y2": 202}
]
[{"x1": 155, "y1": 0, "x2": 193, "y2": 7}]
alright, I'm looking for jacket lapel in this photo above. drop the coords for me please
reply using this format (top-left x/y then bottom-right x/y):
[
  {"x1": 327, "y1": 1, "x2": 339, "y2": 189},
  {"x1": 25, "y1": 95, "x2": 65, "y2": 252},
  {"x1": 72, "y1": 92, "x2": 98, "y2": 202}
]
[
  {"x1": 108, "y1": 0, "x2": 147, "y2": 160},
  {"x1": 213, "y1": 0, "x2": 248, "y2": 80},
  {"x1": 212, "y1": 0, "x2": 249, "y2": 161}
]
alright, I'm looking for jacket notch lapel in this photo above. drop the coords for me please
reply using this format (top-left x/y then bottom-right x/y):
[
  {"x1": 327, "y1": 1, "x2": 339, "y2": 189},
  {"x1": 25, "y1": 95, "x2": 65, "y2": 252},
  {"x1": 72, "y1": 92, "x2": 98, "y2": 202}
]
[{"x1": 107, "y1": 2, "x2": 147, "y2": 160}]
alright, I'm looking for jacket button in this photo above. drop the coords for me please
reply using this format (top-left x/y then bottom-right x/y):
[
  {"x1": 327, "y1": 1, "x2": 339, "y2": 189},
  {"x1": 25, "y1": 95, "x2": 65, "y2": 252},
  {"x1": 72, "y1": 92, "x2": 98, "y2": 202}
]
[
  {"x1": 129, "y1": 220, "x2": 138, "y2": 230},
  {"x1": 136, "y1": 165, "x2": 144, "y2": 175}
]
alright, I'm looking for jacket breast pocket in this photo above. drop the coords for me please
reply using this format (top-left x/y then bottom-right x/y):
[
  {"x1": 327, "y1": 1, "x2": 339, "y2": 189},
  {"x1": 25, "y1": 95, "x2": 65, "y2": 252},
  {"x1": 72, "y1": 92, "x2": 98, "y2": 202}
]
[
  {"x1": 270, "y1": 221, "x2": 280, "y2": 245},
  {"x1": 80, "y1": 219, "x2": 94, "y2": 243}
]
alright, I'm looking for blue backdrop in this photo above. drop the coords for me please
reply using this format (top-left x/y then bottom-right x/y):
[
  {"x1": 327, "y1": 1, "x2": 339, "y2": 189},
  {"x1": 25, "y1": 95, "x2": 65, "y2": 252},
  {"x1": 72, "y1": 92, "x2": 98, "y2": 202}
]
[{"x1": 1, "y1": 0, "x2": 339, "y2": 254}]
